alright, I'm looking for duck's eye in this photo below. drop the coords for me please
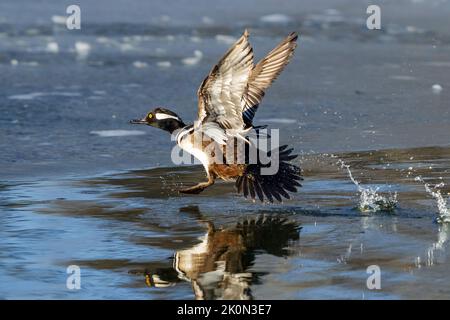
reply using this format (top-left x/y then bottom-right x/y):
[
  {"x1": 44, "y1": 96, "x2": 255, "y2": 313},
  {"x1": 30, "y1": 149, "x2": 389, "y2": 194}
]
[{"x1": 147, "y1": 113, "x2": 153, "y2": 119}]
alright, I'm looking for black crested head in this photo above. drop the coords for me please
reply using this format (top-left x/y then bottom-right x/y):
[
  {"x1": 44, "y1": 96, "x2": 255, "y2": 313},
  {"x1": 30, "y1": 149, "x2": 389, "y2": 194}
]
[{"x1": 130, "y1": 107, "x2": 186, "y2": 133}]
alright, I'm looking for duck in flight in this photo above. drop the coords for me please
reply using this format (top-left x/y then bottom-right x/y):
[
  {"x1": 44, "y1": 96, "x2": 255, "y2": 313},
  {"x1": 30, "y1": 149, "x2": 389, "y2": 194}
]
[{"x1": 131, "y1": 30, "x2": 302, "y2": 202}]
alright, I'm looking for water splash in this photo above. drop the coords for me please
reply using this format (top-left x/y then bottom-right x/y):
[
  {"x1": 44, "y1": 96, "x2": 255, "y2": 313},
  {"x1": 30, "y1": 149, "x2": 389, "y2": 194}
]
[
  {"x1": 414, "y1": 176, "x2": 450, "y2": 223},
  {"x1": 427, "y1": 224, "x2": 449, "y2": 266},
  {"x1": 337, "y1": 160, "x2": 398, "y2": 213},
  {"x1": 415, "y1": 224, "x2": 449, "y2": 268}
]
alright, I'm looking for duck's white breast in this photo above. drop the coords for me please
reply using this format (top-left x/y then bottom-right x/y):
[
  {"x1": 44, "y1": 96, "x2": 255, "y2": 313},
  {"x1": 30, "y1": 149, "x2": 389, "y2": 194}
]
[{"x1": 177, "y1": 129, "x2": 210, "y2": 173}]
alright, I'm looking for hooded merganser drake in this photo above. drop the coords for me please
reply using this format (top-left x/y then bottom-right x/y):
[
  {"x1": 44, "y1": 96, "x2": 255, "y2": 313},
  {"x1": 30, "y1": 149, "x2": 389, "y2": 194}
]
[{"x1": 131, "y1": 30, "x2": 302, "y2": 202}]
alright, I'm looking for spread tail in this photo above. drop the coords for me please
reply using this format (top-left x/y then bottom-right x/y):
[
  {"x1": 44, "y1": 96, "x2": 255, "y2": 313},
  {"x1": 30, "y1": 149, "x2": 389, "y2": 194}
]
[{"x1": 235, "y1": 145, "x2": 302, "y2": 203}]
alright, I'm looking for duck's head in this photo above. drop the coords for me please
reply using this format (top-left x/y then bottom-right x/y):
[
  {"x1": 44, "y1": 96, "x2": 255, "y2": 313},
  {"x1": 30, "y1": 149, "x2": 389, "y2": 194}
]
[{"x1": 130, "y1": 107, "x2": 185, "y2": 133}]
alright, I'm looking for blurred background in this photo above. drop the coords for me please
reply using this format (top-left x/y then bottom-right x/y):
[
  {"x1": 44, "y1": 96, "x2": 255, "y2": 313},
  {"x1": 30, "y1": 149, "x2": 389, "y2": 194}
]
[
  {"x1": 1, "y1": 0, "x2": 450, "y2": 300},
  {"x1": 1, "y1": 0, "x2": 450, "y2": 179}
]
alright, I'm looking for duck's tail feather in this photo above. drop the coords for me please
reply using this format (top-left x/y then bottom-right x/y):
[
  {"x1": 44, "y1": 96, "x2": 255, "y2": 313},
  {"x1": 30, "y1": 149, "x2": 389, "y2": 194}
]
[{"x1": 235, "y1": 145, "x2": 302, "y2": 203}]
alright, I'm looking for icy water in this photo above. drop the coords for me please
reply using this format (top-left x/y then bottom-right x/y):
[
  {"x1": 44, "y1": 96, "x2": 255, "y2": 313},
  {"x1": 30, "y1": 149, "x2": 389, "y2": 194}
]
[{"x1": 1, "y1": 0, "x2": 450, "y2": 299}]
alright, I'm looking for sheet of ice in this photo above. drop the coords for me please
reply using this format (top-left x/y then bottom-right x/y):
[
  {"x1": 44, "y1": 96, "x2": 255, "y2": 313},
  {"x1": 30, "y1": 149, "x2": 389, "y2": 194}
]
[
  {"x1": 258, "y1": 118, "x2": 297, "y2": 124},
  {"x1": 90, "y1": 130, "x2": 146, "y2": 137},
  {"x1": 51, "y1": 15, "x2": 66, "y2": 25},
  {"x1": 8, "y1": 92, "x2": 81, "y2": 100},
  {"x1": 190, "y1": 36, "x2": 202, "y2": 43},
  {"x1": 215, "y1": 34, "x2": 237, "y2": 45},
  {"x1": 96, "y1": 37, "x2": 111, "y2": 44},
  {"x1": 132, "y1": 61, "x2": 148, "y2": 68},
  {"x1": 432, "y1": 84, "x2": 443, "y2": 94},
  {"x1": 75, "y1": 41, "x2": 91, "y2": 58},
  {"x1": 46, "y1": 42, "x2": 59, "y2": 53},
  {"x1": 425, "y1": 61, "x2": 450, "y2": 67},
  {"x1": 156, "y1": 61, "x2": 171, "y2": 68},
  {"x1": 158, "y1": 15, "x2": 171, "y2": 24},
  {"x1": 389, "y1": 75, "x2": 416, "y2": 81},
  {"x1": 202, "y1": 16, "x2": 214, "y2": 25},
  {"x1": 182, "y1": 50, "x2": 203, "y2": 65},
  {"x1": 22, "y1": 62, "x2": 39, "y2": 67},
  {"x1": 154, "y1": 48, "x2": 166, "y2": 56},
  {"x1": 260, "y1": 14, "x2": 292, "y2": 24},
  {"x1": 120, "y1": 43, "x2": 134, "y2": 51}
]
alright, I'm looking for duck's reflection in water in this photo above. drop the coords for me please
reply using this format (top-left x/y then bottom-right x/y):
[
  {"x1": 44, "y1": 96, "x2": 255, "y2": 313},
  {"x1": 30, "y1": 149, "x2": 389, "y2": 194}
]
[{"x1": 143, "y1": 211, "x2": 301, "y2": 300}]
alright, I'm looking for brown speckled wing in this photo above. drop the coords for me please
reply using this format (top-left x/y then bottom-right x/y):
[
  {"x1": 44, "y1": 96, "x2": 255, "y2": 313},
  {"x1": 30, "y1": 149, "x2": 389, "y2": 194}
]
[
  {"x1": 242, "y1": 32, "x2": 298, "y2": 126},
  {"x1": 197, "y1": 30, "x2": 254, "y2": 130}
]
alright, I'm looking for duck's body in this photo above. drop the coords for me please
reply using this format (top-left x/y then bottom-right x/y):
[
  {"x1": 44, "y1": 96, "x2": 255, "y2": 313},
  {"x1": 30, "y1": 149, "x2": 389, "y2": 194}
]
[
  {"x1": 131, "y1": 30, "x2": 302, "y2": 202},
  {"x1": 175, "y1": 124, "x2": 249, "y2": 193}
]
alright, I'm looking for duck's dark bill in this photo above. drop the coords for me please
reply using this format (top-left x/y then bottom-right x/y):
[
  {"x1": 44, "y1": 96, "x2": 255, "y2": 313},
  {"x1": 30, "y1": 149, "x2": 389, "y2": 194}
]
[{"x1": 130, "y1": 118, "x2": 147, "y2": 124}]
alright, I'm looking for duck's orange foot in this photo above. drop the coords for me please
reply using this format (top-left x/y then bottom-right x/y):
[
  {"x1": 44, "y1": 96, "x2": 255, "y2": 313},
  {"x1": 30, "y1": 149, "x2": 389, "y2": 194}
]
[{"x1": 178, "y1": 181, "x2": 213, "y2": 194}]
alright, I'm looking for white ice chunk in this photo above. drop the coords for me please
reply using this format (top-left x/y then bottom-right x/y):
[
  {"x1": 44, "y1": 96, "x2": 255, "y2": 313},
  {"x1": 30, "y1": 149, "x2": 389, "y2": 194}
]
[
  {"x1": 260, "y1": 14, "x2": 292, "y2": 24},
  {"x1": 432, "y1": 84, "x2": 443, "y2": 94},
  {"x1": 182, "y1": 50, "x2": 203, "y2": 65},
  {"x1": 51, "y1": 15, "x2": 66, "y2": 25},
  {"x1": 133, "y1": 61, "x2": 148, "y2": 68},
  {"x1": 215, "y1": 34, "x2": 237, "y2": 45},
  {"x1": 156, "y1": 61, "x2": 171, "y2": 68},
  {"x1": 75, "y1": 41, "x2": 91, "y2": 58},
  {"x1": 46, "y1": 42, "x2": 59, "y2": 53},
  {"x1": 90, "y1": 130, "x2": 146, "y2": 137}
]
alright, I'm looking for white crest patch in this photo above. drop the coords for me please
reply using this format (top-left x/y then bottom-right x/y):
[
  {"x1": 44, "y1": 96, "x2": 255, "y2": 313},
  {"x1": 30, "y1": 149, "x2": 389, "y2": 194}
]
[{"x1": 155, "y1": 113, "x2": 180, "y2": 121}]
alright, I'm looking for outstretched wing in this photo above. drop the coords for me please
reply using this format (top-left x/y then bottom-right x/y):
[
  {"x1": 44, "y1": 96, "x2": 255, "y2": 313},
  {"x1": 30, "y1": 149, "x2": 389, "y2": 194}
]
[
  {"x1": 197, "y1": 30, "x2": 254, "y2": 130},
  {"x1": 242, "y1": 32, "x2": 298, "y2": 126}
]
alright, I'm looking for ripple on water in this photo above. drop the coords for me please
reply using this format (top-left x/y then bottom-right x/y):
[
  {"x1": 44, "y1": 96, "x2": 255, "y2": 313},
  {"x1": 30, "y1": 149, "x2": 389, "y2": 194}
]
[{"x1": 2, "y1": 146, "x2": 450, "y2": 299}]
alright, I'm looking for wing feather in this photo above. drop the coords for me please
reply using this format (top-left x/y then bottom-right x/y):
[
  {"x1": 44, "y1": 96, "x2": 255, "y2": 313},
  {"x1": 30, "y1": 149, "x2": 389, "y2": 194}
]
[
  {"x1": 197, "y1": 30, "x2": 254, "y2": 130},
  {"x1": 242, "y1": 32, "x2": 298, "y2": 126}
]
